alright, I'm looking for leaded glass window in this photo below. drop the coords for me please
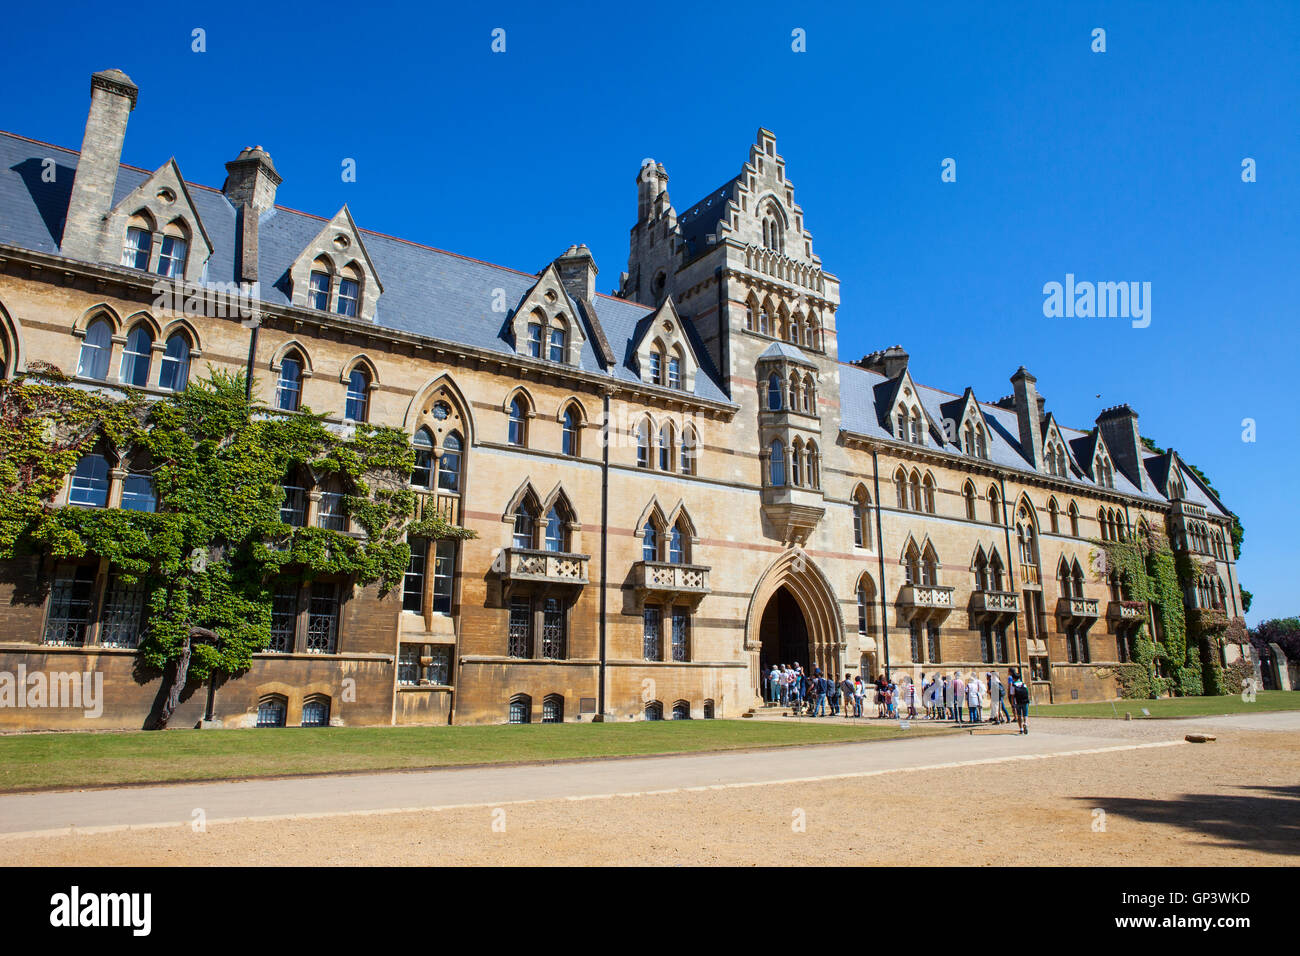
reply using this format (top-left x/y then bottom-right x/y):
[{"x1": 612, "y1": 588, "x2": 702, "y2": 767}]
[
  {"x1": 403, "y1": 540, "x2": 426, "y2": 612},
  {"x1": 927, "y1": 623, "x2": 942, "y2": 663},
  {"x1": 671, "y1": 608, "x2": 690, "y2": 662},
  {"x1": 43, "y1": 564, "x2": 95, "y2": 646},
  {"x1": 432, "y1": 540, "x2": 455, "y2": 614},
  {"x1": 542, "y1": 695, "x2": 563, "y2": 723},
  {"x1": 257, "y1": 697, "x2": 286, "y2": 727},
  {"x1": 302, "y1": 698, "x2": 330, "y2": 726},
  {"x1": 509, "y1": 695, "x2": 531, "y2": 724},
  {"x1": 643, "y1": 605, "x2": 662, "y2": 660},
  {"x1": 268, "y1": 586, "x2": 298, "y2": 651},
  {"x1": 398, "y1": 644, "x2": 419, "y2": 685}
]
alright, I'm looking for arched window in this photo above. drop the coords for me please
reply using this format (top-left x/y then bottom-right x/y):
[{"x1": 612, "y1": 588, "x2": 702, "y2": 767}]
[
  {"x1": 512, "y1": 500, "x2": 536, "y2": 550},
  {"x1": 562, "y1": 407, "x2": 580, "y2": 456},
  {"x1": 658, "y1": 423, "x2": 674, "y2": 471},
  {"x1": 644, "y1": 700, "x2": 664, "y2": 721},
  {"x1": 69, "y1": 454, "x2": 110, "y2": 508},
  {"x1": 745, "y1": 305, "x2": 754, "y2": 330},
  {"x1": 669, "y1": 522, "x2": 686, "y2": 564},
  {"x1": 963, "y1": 422, "x2": 975, "y2": 455},
  {"x1": 508, "y1": 694, "x2": 531, "y2": 724},
  {"x1": 308, "y1": 260, "x2": 332, "y2": 310},
  {"x1": 1098, "y1": 508, "x2": 1109, "y2": 541},
  {"x1": 526, "y1": 319, "x2": 543, "y2": 358},
  {"x1": 973, "y1": 549, "x2": 989, "y2": 591},
  {"x1": 1047, "y1": 498, "x2": 1059, "y2": 534},
  {"x1": 909, "y1": 410, "x2": 923, "y2": 445},
  {"x1": 122, "y1": 221, "x2": 152, "y2": 270},
  {"x1": 642, "y1": 521, "x2": 659, "y2": 562},
  {"x1": 769, "y1": 440, "x2": 785, "y2": 487},
  {"x1": 508, "y1": 397, "x2": 527, "y2": 446},
  {"x1": 895, "y1": 468, "x2": 908, "y2": 510},
  {"x1": 852, "y1": 488, "x2": 872, "y2": 549},
  {"x1": 703, "y1": 700, "x2": 715, "y2": 719},
  {"x1": 276, "y1": 354, "x2": 303, "y2": 411},
  {"x1": 635, "y1": 419, "x2": 650, "y2": 468},
  {"x1": 411, "y1": 427, "x2": 434, "y2": 488},
  {"x1": 120, "y1": 324, "x2": 153, "y2": 387},
  {"x1": 542, "y1": 694, "x2": 564, "y2": 723},
  {"x1": 803, "y1": 374, "x2": 816, "y2": 414},
  {"x1": 974, "y1": 423, "x2": 987, "y2": 459},
  {"x1": 895, "y1": 404, "x2": 908, "y2": 439},
  {"x1": 438, "y1": 432, "x2": 462, "y2": 492},
  {"x1": 256, "y1": 695, "x2": 287, "y2": 728},
  {"x1": 989, "y1": 550, "x2": 1004, "y2": 591},
  {"x1": 672, "y1": 700, "x2": 691, "y2": 720},
  {"x1": 1058, "y1": 559, "x2": 1072, "y2": 598},
  {"x1": 963, "y1": 482, "x2": 977, "y2": 521},
  {"x1": 790, "y1": 438, "x2": 803, "y2": 486},
  {"x1": 908, "y1": 471, "x2": 922, "y2": 512},
  {"x1": 856, "y1": 575, "x2": 875, "y2": 635},
  {"x1": 988, "y1": 486, "x2": 1001, "y2": 524},
  {"x1": 1068, "y1": 501, "x2": 1080, "y2": 537},
  {"x1": 77, "y1": 318, "x2": 112, "y2": 380},
  {"x1": 680, "y1": 427, "x2": 697, "y2": 476},
  {"x1": 336, "y1": 265, "x2": 361, "y2": 317},
  {"x1": 788, "y1": 372, "x2": 799, "y2": 411},
  {"x1": 155, "y1": 221, "x2": 189, "y2": 278},
  {"x1": 548, "y1": 323, "x2": 567, "y2": 363},
  {"x1": 1017, "y1": 508, "x2": 1038, "y2": 566},
  {"x1": 301, "y1": 697, "x2": 330, "y2": 727},
  {"x1": 344, "y1": 367, "x2": 370, "y2": 422},
  {"x1": 1071, "y1": 560, "x2": 1085, "y2": 598},
  {"x1": 767, "y1": 373, "x2": 782, "y2": 410},
  {"x1": 667, "y1": 352, "x2": 682, "y2": 390},
  {"x1": 921, "y1": 545, "x2": 939, "y2": 586},
  {"x1": 904, "y1": 543, "x2": 921, "y2": 585},
  {"x1": 159, "y1": 332, "x2": 191, "y2": 391},
  {"x1": 921, "y1": 473, "x2": 936, "y2": 514},
  {"x1": 544, "y1": 506, "x2": 566, "y2": 552}
]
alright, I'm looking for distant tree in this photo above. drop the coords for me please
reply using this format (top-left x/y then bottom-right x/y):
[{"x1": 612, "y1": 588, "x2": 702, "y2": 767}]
[{"x1": 1250, "y1": 617, "x2": 1300, "y2": 663}]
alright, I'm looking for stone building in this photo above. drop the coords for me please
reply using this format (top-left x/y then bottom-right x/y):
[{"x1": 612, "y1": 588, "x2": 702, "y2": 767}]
[{"x1": 0, "y1": 70, "x2": 1246, "y2": 730}]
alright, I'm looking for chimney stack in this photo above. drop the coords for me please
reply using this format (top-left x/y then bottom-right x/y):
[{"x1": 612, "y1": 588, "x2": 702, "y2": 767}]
[
  {"x1": 854, "y1": 345, "x2": 909, "y2": 379},
  {"x1": 1096, "y1": 404, "x2": 1147, "y2": 492},
  {"x1": 62, "y1": 69, "x2": 137, "y2": 260},
  {"x1": 556, "y1": 244, "x2": 598, "y2": 303},
  {"x1": 1010, "y1": 367, "x2": 1045, "y2": 470},
  {"x1": 223, "y1": 146, "x2": 281, "y2": 284}
]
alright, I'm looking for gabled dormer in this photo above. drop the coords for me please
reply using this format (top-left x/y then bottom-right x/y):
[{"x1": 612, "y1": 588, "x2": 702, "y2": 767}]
[
  {"x1": 1041, "y1": 414, "x2": 1074, "y2": 478},
  {"x1": 946, "y1": 389, "x2": 992, "y2": 459},
  {"x1": 1074, "y1": 430, "x2": 1117, "y2": 489},
  {"x1": 632, "y1": 297, "x2": 700, "y2": 393},
  {"x1": 288, "y1": 206, "x2": 383, "y2": 323},
  {"x1": 108, "y1": 159, "x2": 214, "y2": 284},
  {"x1": 879, "y1": 368, "x2": 939, "y2": 447},
  {"x1": 509, "y1": 263, "x2": 587, "y2": 367}
]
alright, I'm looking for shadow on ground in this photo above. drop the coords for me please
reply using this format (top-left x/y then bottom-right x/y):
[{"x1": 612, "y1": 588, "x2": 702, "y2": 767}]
[{"x1": 1076, "y1": 784, "x2": 1300, "y2": 857}]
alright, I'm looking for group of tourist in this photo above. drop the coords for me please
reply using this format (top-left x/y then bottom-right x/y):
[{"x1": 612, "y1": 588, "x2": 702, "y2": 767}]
[{"x1": 764, "y1": 663, "x2": 1033, "y2": 733}]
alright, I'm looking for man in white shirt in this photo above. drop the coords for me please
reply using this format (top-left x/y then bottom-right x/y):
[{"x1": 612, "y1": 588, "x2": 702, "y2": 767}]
[{"x1": 966, "y1": 672, "x2": 985, "y2": 723}]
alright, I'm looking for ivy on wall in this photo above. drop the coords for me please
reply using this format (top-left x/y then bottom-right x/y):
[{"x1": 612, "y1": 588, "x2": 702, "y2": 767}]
[
  {"x1": 1097, "y1": 527, "x2": 1209, "y2": 699},
  {"x1": 0, "y1": 367, "x2": 475, "y2": 723}
]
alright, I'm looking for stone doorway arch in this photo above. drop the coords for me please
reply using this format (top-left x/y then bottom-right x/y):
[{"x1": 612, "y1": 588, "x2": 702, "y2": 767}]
[{"x1": 745, "y1": 549, "x2": 845, "y2": 701}]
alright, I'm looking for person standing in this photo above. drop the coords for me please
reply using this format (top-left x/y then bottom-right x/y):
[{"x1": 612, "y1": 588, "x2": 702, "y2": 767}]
[
  {"x1": 952, "y1": 672, "x2": 966, "y2": 723},
  {"x1": 853, "y1": 675, "x2": 865, "y2": 718},
  {"x1": 906, "y1": 678, "x2": 918, "y2": 719},
  {"x1": 814, "y1": 670, "x2": 827, "y2": 717},
  {"x1": 966, "y1": 671, "x2": 983, "y2": 723},
  {"x1": 1011, "y1": 668, "x2": 1031, "y2": 734}
]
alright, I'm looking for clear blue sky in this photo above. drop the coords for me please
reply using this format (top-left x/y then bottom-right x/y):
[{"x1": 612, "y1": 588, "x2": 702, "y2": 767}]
[{"x1": 3, "y1": 1, "x2": 1296, "y2": 623}]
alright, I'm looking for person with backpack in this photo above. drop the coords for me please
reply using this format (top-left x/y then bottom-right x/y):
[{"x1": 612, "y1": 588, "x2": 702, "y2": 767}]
[
  {"x1": 1010, "y1": 668, "x2": 1031, "y2": 734},
  {"x1": 842, "y1": 675, "x2": 857, "y2": 718},
  {"x1": 813, "y1": 670, "x2": 827, "y2": 717}
]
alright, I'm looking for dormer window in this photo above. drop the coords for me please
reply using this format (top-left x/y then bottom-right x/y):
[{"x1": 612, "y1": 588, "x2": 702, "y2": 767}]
[
  {"x1": 155, "y1": 225, "x2": 188, "y2": 278},
  {"x1": 667, "y1": 355, "x2": 681, "y2": 390},
  {"x1": 527, "y1": 322, "x2": 542, "y2": 358},
  {"x1": 548, "y1": 325, "x2": 567, "y2": 363},
  {"x1": 649, "y1": 350, "x2": 663, "y2": 385},
  {"x1": 336, "y1": 274, "x2": 359, "y2": 317},
  {"x1": 123, "y1": 226, "x2": 151, "y2": 270},
  {"x1": 309, "y1": 270, "x2": 331, "y2": 310}
]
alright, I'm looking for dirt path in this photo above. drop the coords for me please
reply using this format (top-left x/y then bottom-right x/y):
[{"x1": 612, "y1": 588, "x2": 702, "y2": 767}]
[{"x1": 4, "y1": 714, "x2": 1297, "y2": 865}]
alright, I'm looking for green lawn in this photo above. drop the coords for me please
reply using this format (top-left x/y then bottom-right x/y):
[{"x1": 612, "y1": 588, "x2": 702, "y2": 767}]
[
  {"x1": 0, "y1": 719, "x2": 951, "y2": 793},
  {"x1": 1034, "y1": 689, "x2": 1300, "y2": 719}
]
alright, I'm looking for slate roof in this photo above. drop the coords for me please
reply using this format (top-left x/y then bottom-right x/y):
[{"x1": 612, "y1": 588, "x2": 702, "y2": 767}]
[
  {"x1": 837, "y1": 361, "x2": 1223, "y2": 514},
  {"x1": 675, "y1": 176, "x2": 738, "y2": 262},
  {"x1": 0, "y1": 130, "x2": 732, "y2": 405}
]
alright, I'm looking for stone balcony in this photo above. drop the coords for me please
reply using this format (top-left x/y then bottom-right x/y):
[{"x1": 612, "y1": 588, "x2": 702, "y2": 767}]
[
  {"x1": 1056, "y1": 596, "x2": 1101, "y2": 621},
  {"x1": 761, "y1": 484, "x2": 825, "y2": 545},
  {"x1": 969, "y1": 589, "x2": 1020, "y2": 623},
  {"x1": 1187, "y1": 606, "x2": 1229, "y2": 632},
  {"x1": 413, "y1": 488, "x2": 459, "y2": 526},
  {"x1": 632, "y1": 561, "x2": 711, "y2": 602},
  {"x1": 1106, "y1": 600, "x2": 1148, "y2": 624},
  {"x1": 897, "y1": 584, "x2": 956, "y2": 622},
  {"x1": 496, "y1": 548, "x2": 589, "y2": 591}
]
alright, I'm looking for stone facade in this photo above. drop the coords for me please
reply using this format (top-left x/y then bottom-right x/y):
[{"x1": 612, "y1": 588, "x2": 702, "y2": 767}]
[{"x1": 0, "y1": 71, "x2": 1246, "y2": 730}]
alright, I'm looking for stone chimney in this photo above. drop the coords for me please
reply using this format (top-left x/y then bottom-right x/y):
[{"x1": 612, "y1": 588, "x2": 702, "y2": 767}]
[
  {"x1": 853, "y1": 345, "x2": 909, "y2": 378},
  {"x1": 637, "y1": 160, "x2": 669, "y2": 222},
  {"x1": 1010, "y1": 367, "x2": 1045, "y2": 470},
  {"x1": 556, "y1": 244, "x2": 598, "y2": 302},
  {"x1": 1096, "y1": 404, "x2": 1147, "y2": 492},
  {"x1": 62, "y1": 69, "x2": 138, "y2": 260},
  {"x1": 223, "y1": 146, "x2": 281, "y2": 284}
]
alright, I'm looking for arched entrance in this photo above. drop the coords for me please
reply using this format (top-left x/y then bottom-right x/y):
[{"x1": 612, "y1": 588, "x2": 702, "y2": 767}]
[
  {"x1": 745, "y1": 549, "x2": 845, "y2": 703},
  {"x1": 757, "y1": 587, "x2": 809, "y2": 695}
]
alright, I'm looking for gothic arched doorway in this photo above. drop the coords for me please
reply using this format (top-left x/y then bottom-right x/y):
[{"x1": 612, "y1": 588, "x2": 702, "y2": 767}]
[
  {"x1": 744, "y1": 549, "x2": 845, "y2": 702},
  {"x1": 757, "y1": 587, "x2": 809, "y2": 696}
]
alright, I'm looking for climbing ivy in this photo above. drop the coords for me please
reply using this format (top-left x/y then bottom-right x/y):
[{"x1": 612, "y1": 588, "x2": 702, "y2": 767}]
[
  {"x1": 0, "y1": 368, "x2": 474, "y2": 691},
  {"x1": 1096, "y1": 527, "x2": 1206, "y2": 699}
]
